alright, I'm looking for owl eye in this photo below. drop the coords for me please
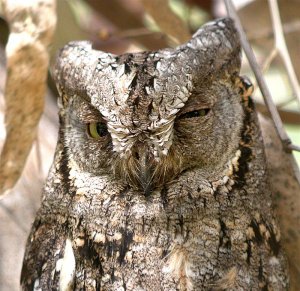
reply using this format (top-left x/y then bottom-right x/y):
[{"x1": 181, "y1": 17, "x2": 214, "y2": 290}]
[
  {"x1": 87, "y1": 122, "x2": 108, "y2": 139},
  {"x1": 179, "y1": 108, "x2": 210, "y2": 119}
]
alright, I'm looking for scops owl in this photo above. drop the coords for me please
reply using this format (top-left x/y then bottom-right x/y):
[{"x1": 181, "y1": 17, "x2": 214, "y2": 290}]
[{"x1": 21, "y1": 18, "x2": 289, "y2": 290}]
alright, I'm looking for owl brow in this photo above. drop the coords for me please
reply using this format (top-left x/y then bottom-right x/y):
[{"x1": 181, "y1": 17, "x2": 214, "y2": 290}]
[
  {"x1": 178, "y1": 93, "x2": 213, "y2": 115},
  {"x1": 74, "y1": 98, "x2": 105, "y2": 124}
]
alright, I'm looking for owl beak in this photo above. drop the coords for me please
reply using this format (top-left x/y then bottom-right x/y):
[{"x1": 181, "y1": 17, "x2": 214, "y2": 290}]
[{"x1": 133, "y1": 146, "x2": 154, "y2": 196}]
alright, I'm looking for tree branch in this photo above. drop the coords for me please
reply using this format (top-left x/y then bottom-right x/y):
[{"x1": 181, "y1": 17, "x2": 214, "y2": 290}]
[{"x1": 268, "y1": 0, "x2": 300, "y2": 109}]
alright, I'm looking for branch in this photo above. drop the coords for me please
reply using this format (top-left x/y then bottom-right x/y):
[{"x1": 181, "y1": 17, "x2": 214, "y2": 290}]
[
  {"x1": 256, "y1": 103, "x2": 300, "y2": 125},
  {"x1": 247, "y1": 19, "x2": 300, "y2": 41},
  {"x1": 268, "y1": 0, "x2": 300, "y2": 109}
]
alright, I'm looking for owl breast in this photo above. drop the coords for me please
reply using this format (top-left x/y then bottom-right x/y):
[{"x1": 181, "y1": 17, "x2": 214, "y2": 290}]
[{"x1": 64, "y1": 140, "x2": 286, "y2": 290}]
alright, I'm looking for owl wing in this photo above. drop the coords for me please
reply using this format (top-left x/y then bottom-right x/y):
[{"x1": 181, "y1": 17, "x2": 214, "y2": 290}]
[{"x1": 21, "y1": 220, "x2": 67, "y2": 290}]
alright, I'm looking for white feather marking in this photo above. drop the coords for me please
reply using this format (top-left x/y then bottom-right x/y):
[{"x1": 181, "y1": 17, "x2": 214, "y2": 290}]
[
  {"x1": 33, "y1": 279, "x2": 42, "y2": 291},
  {"x1": 117, "y1": 64, "x2": 125, "y2": 77},
  {"x1": 164, "y1": 245, "x2": 194, "y2": 291},
  {"x1": 56, "y1": 258, "x2": 63, "y2": 272},
  {"x1": 59, "y1": 239, "x2": 76, "y2": 291},
  {"x1": 269, "y1": 256, "x2": 280, "y2": 266}
]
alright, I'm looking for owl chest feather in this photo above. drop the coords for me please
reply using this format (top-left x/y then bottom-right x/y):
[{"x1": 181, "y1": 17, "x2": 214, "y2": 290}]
[{"x1": 35, "y1": 145, "x2": 286, "y2": 291}]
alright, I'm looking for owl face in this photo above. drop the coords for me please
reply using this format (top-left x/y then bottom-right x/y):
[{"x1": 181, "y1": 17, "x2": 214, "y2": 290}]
[{"x1": 54, "y1": 18, "x2": 244, "y2": 195}]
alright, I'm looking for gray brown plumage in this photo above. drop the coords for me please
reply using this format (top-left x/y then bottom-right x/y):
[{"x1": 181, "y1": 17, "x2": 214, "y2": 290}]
[{"x1": 21, "y1": 18, "x2": 289, "y2": 290}]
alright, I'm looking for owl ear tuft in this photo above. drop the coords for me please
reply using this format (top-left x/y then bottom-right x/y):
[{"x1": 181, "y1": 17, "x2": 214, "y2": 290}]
[
  {"x1": 52, "y1": 41, "x2": 114, "y2": 106},
  {"x1": 179, "y1": 17, "x2": 241, "y2": 77}
]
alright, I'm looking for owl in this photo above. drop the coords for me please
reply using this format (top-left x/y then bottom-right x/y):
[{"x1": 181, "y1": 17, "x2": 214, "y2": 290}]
[{"x1": 21, "y1": 18, "x2": 289, "y2": 290}]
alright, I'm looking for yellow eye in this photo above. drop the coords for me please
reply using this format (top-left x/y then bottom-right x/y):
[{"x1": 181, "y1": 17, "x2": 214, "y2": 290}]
[
  {"x1": 198, "y1": 109, "x2": 208, "y2": 116},
  {"x1": 87, "y1": 122, "x2": 108, "y2": 139},
  {"x1": 179, "y1": 108, "x2": 210, "y2": 119}
]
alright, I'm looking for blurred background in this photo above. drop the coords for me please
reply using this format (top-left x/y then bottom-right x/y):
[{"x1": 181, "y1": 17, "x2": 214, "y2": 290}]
[{"x1": 0, "y1": 0, "x2": 299, "y2": 290}]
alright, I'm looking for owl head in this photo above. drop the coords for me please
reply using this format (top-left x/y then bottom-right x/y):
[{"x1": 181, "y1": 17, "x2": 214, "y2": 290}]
[{"x1": 53, "y1": 18, "x2": 244, "y2": 196}]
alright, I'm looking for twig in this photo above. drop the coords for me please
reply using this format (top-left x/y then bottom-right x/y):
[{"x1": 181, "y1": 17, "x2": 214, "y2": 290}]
[
  {"x1": 250, "y1": 47, "x2": 277, "y2": 96},
  {"x1": 224, "y1": 0, "x2": 300, "y2": 184},
  {"x1": 289, "y1": 144, "x2": 300, "y2": 152},
  {"x1": 268, "y1": 0, "x2": 300, "y2": 109},
  {"x1": 251, "y1": 40, "x2": 295, "y2": 110},
  {"x1": 256, "y1": 103, "x2": 300, "y2": 125},
  {"x1": 262, "y1": 47, "x2": 277, "y2": 73},
  {"x1": 85, "y1": 0, "x2": 170, "y2": 50},
  {"x1": 247, "y1": 19, "x2": 300, "y2": 41},
  {"x1": 277, "y1": 97, "x2": 296, "y2": 109},
  {"x1": 141, "y1": 0, "x2": 191, "y2": 44}
]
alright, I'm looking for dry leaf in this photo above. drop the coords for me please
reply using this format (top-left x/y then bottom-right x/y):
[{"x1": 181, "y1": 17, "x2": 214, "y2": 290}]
[
  {"x1": 141, "y1": 0, "x2": 191, "y2": 43},
  {"x1": 85, "y1": 0, "x2": 170, "y2": 51},
  {"x1": 0, "y1": 0, "x2": 56, "y2": 196}
]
